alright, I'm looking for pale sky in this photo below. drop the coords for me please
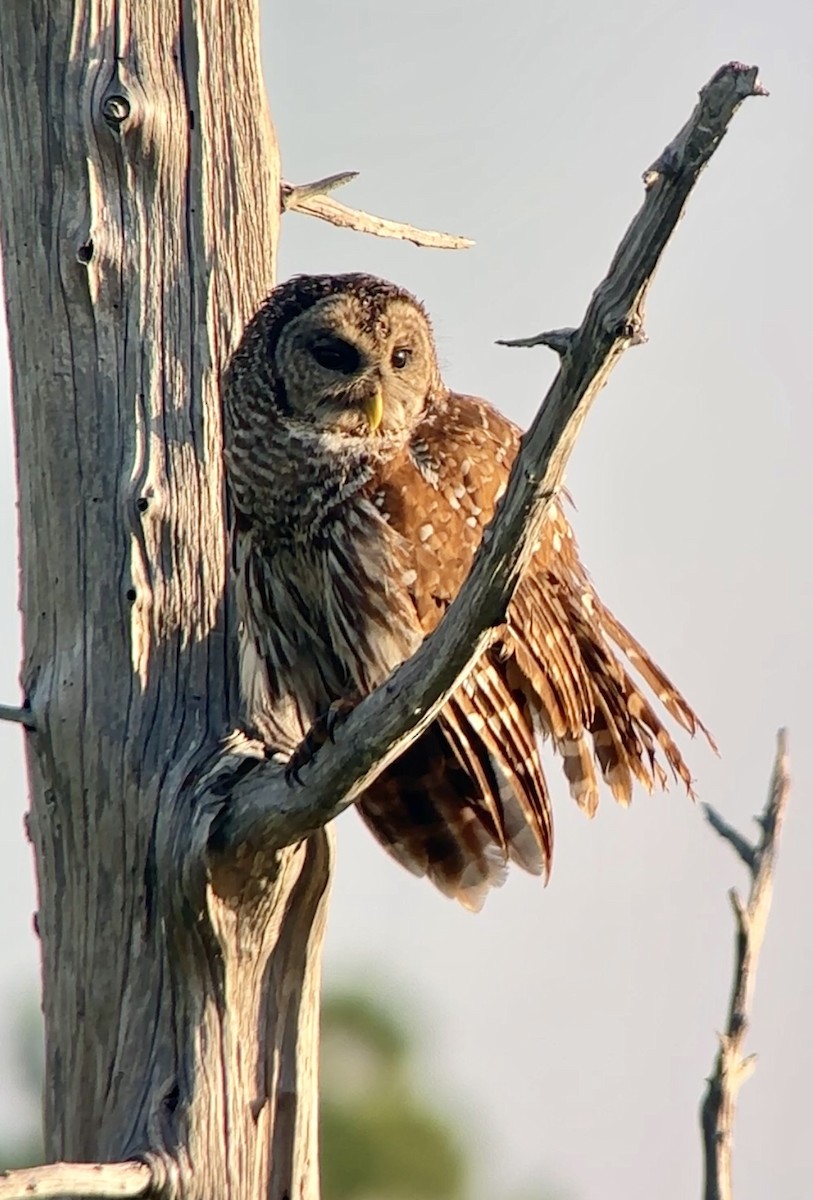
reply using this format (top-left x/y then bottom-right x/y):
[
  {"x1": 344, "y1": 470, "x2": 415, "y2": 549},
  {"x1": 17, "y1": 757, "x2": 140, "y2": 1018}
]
[{"x1": 1, "y1": 2, "x2": 811, "y2": 1198}]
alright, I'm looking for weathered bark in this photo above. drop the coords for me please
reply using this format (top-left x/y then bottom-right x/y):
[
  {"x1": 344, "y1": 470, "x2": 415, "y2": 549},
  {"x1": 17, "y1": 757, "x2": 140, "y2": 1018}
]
[{"x1": 0, "y1": 2, "x2": 333, "y2": 1196}]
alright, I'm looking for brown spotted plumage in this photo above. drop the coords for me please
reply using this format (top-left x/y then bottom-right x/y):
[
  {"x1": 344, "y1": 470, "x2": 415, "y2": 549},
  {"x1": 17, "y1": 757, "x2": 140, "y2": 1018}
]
[{"x1": 223, "y1": 272, "x2": 713, "y2": 909}]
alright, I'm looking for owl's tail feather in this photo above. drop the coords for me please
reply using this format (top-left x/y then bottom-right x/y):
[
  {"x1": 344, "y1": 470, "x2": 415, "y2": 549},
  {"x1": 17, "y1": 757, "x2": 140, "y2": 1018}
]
[
  {"x1": 441, "y1": 696, "x2": 549, "y2": 878},
  {"x1": 456, "y1": 663, "x2": 553, "y2": 875},
  {"x1": 362, "y1": 705, "x2": 553, "y2": 902},
  {"x1": 358, "y1": 670, "x2": 554, "y2": 908}
]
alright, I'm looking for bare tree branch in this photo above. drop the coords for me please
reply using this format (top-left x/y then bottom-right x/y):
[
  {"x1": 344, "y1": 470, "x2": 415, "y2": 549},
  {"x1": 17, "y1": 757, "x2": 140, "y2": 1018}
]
[
  {"x1": 700, "y1": 729, "x2": 791, "y2": 1200},
  {"x1": 701, "y1": 804, "x2": 756, "y2": 871},
  {"x1": 0, "y1": 703, "x2": 33, "y2": 727},
  {"x1": 496, "y1": 326, "x2": 580, "y2": 355},
  {"x1": 281, "y1": 170, "x2": 360, "y2": 207},
  {"x1": 281, "y1": 172, "x2": 474, "y2": 249},
  {"x1": 204, "y1": 61, "x2": 766, "y2": 862},
  {"x1": 0, "y1": 1161, "x2": 153, "y2": 1200}
]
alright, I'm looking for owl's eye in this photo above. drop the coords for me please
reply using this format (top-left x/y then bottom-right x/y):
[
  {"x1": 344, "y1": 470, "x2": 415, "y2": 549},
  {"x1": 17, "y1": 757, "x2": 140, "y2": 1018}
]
[
  {"x1": 310, "y1": 338, "x2": 361, "y2": 375},
  {"x1": 390, "y1": 347, "x2": 412, "y2": 370}
]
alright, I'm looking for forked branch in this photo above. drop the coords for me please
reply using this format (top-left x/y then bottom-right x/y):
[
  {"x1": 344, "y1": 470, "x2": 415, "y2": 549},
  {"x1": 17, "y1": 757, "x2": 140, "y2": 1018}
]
[
  {"x1": 209, "y1": 61, "x2": 767, "y2": 860},
  {"x1": 281, "y1": 171, "x2": 474, "y2": 249},
  {"x1": 700, "y1": 730, "x2": 790, "y2": 1200}
]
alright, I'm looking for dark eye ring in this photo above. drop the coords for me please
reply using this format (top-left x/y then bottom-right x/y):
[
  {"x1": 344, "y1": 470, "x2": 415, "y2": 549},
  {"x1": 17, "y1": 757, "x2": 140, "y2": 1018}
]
[
  {"x1": 310, "y1": 339, "x2": 360, "y2": 375},
  {"x1": 390, "y1": 347, "x2": 412, "y2": 370}
]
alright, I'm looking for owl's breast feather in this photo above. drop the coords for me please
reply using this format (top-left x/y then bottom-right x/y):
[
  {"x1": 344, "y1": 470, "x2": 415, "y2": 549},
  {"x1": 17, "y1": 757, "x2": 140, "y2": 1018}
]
[{"x1": 235, "y1": 495, "x2": 423, "y2": 745}]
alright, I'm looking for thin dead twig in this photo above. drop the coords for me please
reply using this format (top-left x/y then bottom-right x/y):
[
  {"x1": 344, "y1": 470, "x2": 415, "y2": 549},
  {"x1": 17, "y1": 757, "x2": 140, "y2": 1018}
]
[
  {"x1": 281, "y1": 171, "x2": 474, "y2": 249},
  {"x1": 0, "y1": 702, "x2": 34, "y2": 728},
  {"x1": 700, "y1": 729, "x2": 790, "y2": 1200}
]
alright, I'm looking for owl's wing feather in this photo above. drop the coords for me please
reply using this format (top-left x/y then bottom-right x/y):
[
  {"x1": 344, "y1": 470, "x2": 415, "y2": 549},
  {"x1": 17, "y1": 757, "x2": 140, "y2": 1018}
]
[
  {"x1": 356, "y1": 390, "x2": 710, "y2": 905},
  {"x1": 358, "y1": 723, "x2": 510, "y2": 911}
]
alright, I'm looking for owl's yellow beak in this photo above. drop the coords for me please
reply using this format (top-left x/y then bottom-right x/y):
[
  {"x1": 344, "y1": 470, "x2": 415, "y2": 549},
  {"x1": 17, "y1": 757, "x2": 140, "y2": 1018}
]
[{"x1": 361, "y1": 385, "x2": 384, "y2": 432}]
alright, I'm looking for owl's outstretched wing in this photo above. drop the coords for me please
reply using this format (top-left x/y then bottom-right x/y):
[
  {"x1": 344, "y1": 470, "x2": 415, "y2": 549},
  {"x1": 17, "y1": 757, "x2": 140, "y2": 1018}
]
[{"x1": 357, "y1": 390, "x2": 713, "y2": 909}]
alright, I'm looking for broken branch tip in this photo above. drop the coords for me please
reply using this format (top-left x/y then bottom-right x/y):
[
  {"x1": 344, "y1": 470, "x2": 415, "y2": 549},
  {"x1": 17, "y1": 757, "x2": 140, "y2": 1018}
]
[{"x1": 496, "y1": 327, "x2": 576, "y2": 356}]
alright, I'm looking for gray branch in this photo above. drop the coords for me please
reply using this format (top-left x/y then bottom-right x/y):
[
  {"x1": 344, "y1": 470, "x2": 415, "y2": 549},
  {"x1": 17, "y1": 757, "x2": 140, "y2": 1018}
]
[
  {"x1": 281, "y1": 170, "x2": 360, "y2": 207},
  {"x1": 496, "y1": 326, "x2": 579, "y2": 356},
  {"x1": 0, "y1": 703, "x2": 33, "y2": 728},
  {"x1": 700, "y1": 729, "x2": 790, "y2": 1200},
  {"x1": 205, "y1": 62, "x2": 766, "y2": 863},
  {"x1": 0, "y1": 1161, "x2": 153, "y2": 1200},
  {"x1": 281, "y1": 171, "x2": 474, "y2": 249},
  {"x1": 700, "y1": 804, "x2": 757, "y2": 871}
]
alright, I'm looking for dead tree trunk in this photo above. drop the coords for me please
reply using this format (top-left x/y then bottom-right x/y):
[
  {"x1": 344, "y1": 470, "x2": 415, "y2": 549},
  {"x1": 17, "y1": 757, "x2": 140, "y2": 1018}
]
[
  {"x1": 0, "y1": 5, "x2": 465, "y2": 1195},
  {"x1": 0, "y1": 0, "x2": 328, "y2": 1193},
  {"x1": 0, "y1": 2, "x2": 764, "y2": 1195}
]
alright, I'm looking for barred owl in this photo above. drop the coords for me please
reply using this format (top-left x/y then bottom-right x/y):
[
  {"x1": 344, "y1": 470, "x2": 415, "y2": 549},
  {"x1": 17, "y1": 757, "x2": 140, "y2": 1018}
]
[{"x1": 223, "y1": 272, "x2": 710, "y2": 909}]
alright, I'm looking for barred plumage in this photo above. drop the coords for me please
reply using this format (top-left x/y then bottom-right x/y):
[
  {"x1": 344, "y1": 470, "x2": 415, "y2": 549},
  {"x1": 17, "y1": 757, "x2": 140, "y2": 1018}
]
[{"x1": 223, "y1": 272, "x2": 713, "y2": 909}]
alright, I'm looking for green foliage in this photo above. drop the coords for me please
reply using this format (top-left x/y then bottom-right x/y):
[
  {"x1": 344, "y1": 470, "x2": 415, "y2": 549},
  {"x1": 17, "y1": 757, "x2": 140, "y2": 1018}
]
[
  {"x1": 320, "y1": 989, "x2": 465, "y2": 1200},
  {"x1": 322, "y1": 1099, "x2": 464, "y2": 1200}
]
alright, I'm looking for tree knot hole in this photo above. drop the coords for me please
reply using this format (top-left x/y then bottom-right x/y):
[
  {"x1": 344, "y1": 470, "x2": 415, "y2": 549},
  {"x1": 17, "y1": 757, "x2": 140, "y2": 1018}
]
[{"x1": 102, "y1": 92, "x2": 131, "y2": 129}]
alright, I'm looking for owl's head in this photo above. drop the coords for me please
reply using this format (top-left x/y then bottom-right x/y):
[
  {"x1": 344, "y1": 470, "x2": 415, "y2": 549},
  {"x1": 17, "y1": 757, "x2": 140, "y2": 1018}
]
[{"x1": 226, "y1": 273, "x2": 442, "y2": 442}]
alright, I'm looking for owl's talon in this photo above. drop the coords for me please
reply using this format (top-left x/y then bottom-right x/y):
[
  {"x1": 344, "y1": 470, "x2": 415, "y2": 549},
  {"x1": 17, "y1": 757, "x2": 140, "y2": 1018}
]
[
  {"x1": 284, "y1": 759, "x2": 305, "y2": 787},
  {"x1": 324, "y1": 696, "x2": 358, "y2": 742},
  {"x1": 284, "y1": 697, "x2": 360, "y2": 785}
]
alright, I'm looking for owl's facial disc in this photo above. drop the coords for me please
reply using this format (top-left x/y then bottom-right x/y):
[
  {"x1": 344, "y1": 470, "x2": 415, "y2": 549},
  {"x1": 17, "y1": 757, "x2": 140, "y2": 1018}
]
[
  {"x1": 275, "y1": 294, "x2": 437, "y2": 439},
  {"x1": 303, "y1": 329, "x2": 384, "y2": 431}
]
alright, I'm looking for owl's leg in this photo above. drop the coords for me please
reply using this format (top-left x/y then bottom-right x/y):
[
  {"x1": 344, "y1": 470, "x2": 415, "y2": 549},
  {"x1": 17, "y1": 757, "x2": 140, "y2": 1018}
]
[{"x1": 284, "y1": 695, "x2": 360, "y2": 785}]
